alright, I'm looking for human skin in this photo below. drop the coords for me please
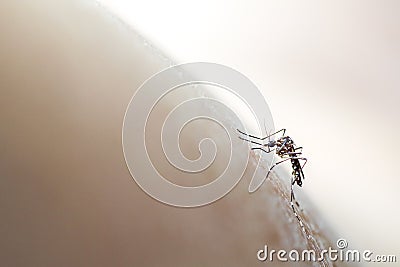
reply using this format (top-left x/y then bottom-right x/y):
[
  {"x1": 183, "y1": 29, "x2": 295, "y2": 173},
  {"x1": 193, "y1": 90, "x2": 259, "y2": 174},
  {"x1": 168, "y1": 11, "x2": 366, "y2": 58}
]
[{"x1": 0, "y1": 1, "x2": 351, "y2": 266}]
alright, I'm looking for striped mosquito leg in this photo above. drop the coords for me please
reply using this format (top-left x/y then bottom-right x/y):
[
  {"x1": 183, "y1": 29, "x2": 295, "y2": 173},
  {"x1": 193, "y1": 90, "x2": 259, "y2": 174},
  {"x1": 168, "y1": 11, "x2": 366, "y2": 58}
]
[{"x1": 290, "y1": 177, "x2": 308, "y2": 237}]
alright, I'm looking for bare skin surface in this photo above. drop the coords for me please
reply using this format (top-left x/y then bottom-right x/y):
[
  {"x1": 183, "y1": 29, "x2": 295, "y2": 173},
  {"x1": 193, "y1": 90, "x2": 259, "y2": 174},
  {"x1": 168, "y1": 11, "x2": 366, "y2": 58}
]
[{"x1": 0, "y1": 1, "x2": 353, "y2": 266}]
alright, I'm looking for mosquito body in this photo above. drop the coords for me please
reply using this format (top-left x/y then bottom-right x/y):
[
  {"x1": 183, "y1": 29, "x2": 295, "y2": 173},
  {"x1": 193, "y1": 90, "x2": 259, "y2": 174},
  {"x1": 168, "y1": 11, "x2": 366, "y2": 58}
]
[{"x1": 237, "y1": 128, "x2": 308, "y2": 233}]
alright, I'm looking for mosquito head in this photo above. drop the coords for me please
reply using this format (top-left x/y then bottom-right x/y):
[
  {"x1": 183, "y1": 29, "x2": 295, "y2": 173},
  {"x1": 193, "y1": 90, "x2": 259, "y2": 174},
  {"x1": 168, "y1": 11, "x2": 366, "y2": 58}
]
[{"x1": 266, "y1": 140, "x2": 276, "y2": 147}]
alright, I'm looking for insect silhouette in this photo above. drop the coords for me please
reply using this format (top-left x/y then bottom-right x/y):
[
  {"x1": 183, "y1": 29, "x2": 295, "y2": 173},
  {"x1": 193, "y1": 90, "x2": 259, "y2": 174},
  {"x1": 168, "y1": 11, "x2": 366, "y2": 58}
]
[{"x1": 237, "y1": 128, "x2": 308, "y2": 233}]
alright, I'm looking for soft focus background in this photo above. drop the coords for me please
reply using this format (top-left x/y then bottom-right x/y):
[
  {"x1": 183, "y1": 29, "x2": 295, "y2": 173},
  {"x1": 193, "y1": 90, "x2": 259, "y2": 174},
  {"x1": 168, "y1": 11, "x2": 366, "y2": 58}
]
[
  {"x1": 97, "y1": 0, "x2": 400, "y2": 255},
  {"x1": 0, "y1": 1, "x2": 341, "y2": 266},
  {"x1": 0, "y1": 0, "x2": 399, "y2": 266}
]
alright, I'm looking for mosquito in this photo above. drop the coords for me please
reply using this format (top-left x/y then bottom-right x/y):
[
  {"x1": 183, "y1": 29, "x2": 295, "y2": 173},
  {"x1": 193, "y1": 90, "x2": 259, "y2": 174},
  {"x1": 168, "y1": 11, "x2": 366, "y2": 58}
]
[{"x1": 237, "y1": 128, "x2": 308, "y2": 233}]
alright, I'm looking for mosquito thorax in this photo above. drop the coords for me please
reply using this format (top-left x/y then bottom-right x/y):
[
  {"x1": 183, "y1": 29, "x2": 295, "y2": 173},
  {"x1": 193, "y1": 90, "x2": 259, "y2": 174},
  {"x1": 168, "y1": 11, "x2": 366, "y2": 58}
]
[{"x1": 237, "y1": 128, "x2": 308, "y2": 236}]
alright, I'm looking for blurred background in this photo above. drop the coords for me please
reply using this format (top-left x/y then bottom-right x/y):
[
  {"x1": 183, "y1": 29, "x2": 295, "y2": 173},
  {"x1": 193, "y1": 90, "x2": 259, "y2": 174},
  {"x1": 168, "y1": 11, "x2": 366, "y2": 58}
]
[
  {"x1": 1, "y1": 0, "x2": 399, "y2": 266},
  {"x1": 97, "y1": 0, "x2": 400, "y2": 254}
]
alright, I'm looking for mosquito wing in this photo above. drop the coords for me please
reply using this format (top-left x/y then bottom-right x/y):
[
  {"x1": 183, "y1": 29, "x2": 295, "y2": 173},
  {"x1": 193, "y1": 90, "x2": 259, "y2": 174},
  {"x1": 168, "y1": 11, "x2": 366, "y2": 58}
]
[{"x1": 248, "y1": 157, "x2": 275, "y2": 193}]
